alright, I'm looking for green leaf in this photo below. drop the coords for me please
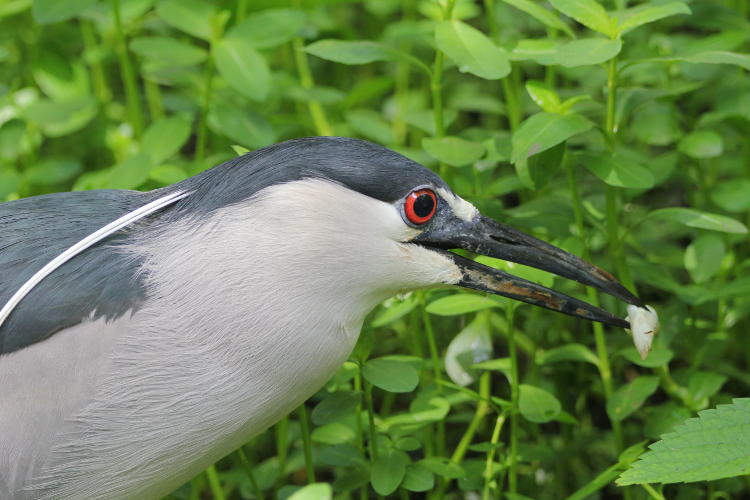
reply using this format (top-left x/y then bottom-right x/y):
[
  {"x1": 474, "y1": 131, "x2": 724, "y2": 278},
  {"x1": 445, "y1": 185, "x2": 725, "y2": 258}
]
[
  {"x1": 606, "y1": 376, "x2": 659, "y2": 422},
  {"x1": 23, "y1": 96, "x2": 98, "y2": 137},
  {"x1": 511, "y1": 112, "x2": 593, "y2": 164},
  {"x1": 525, "y1": 80, "x2": 561, "y2": 113},
  {"x1": 444, "y1": 314, "x2": 493, "y2": 386},
  {"x1": 710, "y1": 179, "x2": 750, "y2": 213},
  {"x1": 130, "y1": 37, "x2": 207, "y2": 67},
  {"x1": 422, "y1": 136, "x2": 485, "y2": 167},
  {"x1": 304, "y1": 40, "x2": 429, "y2": 74},
  {"x1": 687, "y1": 371, "x2": 727, "y2": 408},
  {"x1": 0, "y1": 169, "x2": 21, "y2": 199},
  {"x1": 33, "y1": 51, "x2": 90, "y2": 100},
  {"x1": 503, "y1": 0, "x2": 574, "y2": 38},
  {"x1": 425, "y1": 294, "x2": 500, "y2": 316},
  {"x1": 680, "y1": 51, "x2": 750, "y2": 71},
  {"x1": 208, "y1": 102, "x2": 276, "y2": 149},
  {"x1": 536, "y1": 343, "x2": 599, "y2": 367},
  {"x1": 141, "y1": 116, "x2": 191, "y2": 164},
  {"x1": 226, "y1": 8, "x2": 305, "y2": 48},
  {"x1": 401, "y1": 462, "x2": 435, "y2": 492},
  {"x1": 213, "y1": 37, "x2": 270, "y2": 101},
  {"x1": 24, "y1": 159, "x2": 81, "y2": 185},
  {"x1": 618, "y1": 399, "x2": 750, "y2": 484},
  {"x1": 371, "y1": 449, "x2": 409, "y2": 495},
  {"x1": 418, "y1": 457, "x2": 465, "y2": 479},
  {"x1": 510, "y1": 39, "x2": 561, "y2": 65},
  {"x1": 311, "y1": 391, "x2": 361, "y2": 426},
  {"x1": 684, "y1": 234, "x2": 725, "y2": 284},
  {"x1": 578, "y1": 151, "x2": 655, "y2": 189},
  {"x1": 319, "y1": 443, "x2": 365, "y2": 467},
  {"x1": 362, "y1": 357, "x2": 419, "y2": 393},
  {"x1": 32, "y1": 0, "x2": 96, "y2": 24},
  {"x1": 371, "y1": 295, "x2": 418, "y2": 328},
  {"x1": 650, "y1": 208, "x2": 748, "y2": 234},
  {"x1": 106, "y1": 153, "x2": 152, "y2": 190},
  {"x1": 549, "y1": 0, "x2": 614, "y2": 37},
  {"x1": 311, "y1": 422, "x2": 356, "y2": 444},
  {"x1": 554, "y1": 38, "x2": 622, "y2": 67},
  {"x1": 615, "y1": 2, "x2": 691, "y2": 36},
  {"x1": 288, "y1": 483, "x2": 332, "y2": 500},
  {"x1": 346, "y1": 109, "x2": 394, "y2": 145},
  {"x1": 434, "y1": 20, "x2": 510, "y2": 80},
  {"x1": 156, "y1": 0, "x2": 215, "y2": 40},
  {"x1": 678, "y1": 130, "x2": 723, "y2": 159},
  {"x1": 150, "y1": 165, "x2": 188, "y2": 185},
  {"x1": 621, "y1": 344, "x2": 673, "y2": 368},
  {"x1": 519, "y1": 384, "x2": 562, "y2": 423},
  {"x1": 515, "y1": 141, "x2": 565, "y2": 191}
]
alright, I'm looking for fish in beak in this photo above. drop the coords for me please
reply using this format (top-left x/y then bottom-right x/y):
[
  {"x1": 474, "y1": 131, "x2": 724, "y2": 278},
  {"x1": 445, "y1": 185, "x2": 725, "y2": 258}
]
[{"x1": 414, "y1": 207, "x2": 645, "y2": 329}]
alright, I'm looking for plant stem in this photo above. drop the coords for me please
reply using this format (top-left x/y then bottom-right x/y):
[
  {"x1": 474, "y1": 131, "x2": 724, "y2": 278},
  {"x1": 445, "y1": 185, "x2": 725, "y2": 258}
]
[
  {"x1": 297, "y1": 404, "x2": 315, "y2": 483},
  {"x1": 564, "y1": 461, "x2": 623, "y2": 500},
  {"x1": 195, "y1": 52, "x2": 214, "y2": 162},
  {"x1": 642, "y1": 483, "x2": 666, "y2": 500},
  {"x1": 421, "y1": 296, "x2": 447, "y2": 459},
  {"x1": 507, "y1": 304, "x2": 519, "y2": 493},
  {"x1": 112, "y1": 0, "x2": 143, "y2": 137},
  {"x1": 451, "y1": 372, "x2": 491, "y2": 463},
  {"x1": 292, "y1": 37, "x2": 333, "y2": 136},
  {"x1": 236, "y1": 0, "x2": 248, "y2": 22},
  {"x1": 482, "y1": 414, "x2": 505, "y2": 500},
  {"x1": 363, "y1": 378, "x2": 379, "y2": 461},
  {"x1": 235, "y1": 447, "x2": 264, "y2": 500},
  {"x1": 204, "y1": 465, "x2": 226, "y2": 500},
  {"x1": 144, "y1": 79, "x2": 164, "y2": 121},
  {"x1": 79, "y1": 19, "x2": 110, "y2": 104},
  {"x1": 275, "y1": 416, "x2": 289, "y2": 486}
]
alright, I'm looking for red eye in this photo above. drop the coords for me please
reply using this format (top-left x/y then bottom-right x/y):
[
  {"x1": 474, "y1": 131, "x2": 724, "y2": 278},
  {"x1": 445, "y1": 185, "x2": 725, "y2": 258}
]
[{"x1": 404, "y1": 189, "x2": 437, "y2": 225}]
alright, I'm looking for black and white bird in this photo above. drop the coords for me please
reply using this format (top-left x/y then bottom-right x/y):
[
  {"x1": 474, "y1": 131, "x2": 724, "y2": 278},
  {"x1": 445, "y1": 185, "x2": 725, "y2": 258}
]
[{"x1": 0, "y1": 137, "x2": 644, "y2": 499}]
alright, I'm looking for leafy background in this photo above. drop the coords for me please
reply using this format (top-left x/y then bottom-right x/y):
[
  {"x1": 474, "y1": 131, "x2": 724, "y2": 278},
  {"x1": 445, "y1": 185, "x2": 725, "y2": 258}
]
[{"x1": 1, "y1": 0, "x2": 749, "y2": 498}]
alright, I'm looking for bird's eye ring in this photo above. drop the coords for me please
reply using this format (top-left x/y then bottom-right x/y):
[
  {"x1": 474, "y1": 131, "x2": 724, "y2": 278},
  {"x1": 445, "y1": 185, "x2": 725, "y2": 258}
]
[{"x1": 403, "y1": 188, "x2": 437, "y2": 226}]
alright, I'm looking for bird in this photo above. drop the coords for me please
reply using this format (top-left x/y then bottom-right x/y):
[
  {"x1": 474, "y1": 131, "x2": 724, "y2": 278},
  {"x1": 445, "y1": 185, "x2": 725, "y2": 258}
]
[{"x1": 0, "y1": 136, "x2": 644, "y2": 499}]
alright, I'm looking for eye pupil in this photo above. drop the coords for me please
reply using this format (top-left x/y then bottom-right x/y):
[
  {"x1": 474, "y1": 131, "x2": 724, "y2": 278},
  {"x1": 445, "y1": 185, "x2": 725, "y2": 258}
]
[{"x1": 413, "y1": 194, "x2": 434, "y2": 217}]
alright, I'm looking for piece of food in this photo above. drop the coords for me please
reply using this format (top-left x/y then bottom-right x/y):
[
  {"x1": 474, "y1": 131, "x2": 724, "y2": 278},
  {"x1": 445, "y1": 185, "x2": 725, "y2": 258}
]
[{"x1": 626, "y1": 305, "x2": 660, "y2": 360}]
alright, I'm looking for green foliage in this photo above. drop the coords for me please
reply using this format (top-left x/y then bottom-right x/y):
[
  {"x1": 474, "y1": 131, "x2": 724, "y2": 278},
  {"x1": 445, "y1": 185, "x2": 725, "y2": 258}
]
[
  {"x1": 3, "y1": 0, "x2": 750, "y2": 498},
  {"x1": 618, "y1": 399, "x2": 750, "y2": 485}
]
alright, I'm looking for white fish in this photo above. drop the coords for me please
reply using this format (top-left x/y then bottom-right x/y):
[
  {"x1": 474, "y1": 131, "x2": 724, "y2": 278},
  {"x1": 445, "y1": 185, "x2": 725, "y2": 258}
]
[{"x1": 626, "y1": 305, "x2": 660, "y2": 359}]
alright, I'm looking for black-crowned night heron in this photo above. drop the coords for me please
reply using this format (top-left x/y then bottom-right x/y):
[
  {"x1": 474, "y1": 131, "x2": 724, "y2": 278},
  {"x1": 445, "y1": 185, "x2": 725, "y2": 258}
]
[{"x1": 0, "y1": 137, "x2": 644, "y2": 499}]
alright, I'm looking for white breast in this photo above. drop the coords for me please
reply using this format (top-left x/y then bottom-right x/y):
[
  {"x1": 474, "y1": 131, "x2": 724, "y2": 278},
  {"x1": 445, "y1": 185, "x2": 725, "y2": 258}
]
[{"x1": 5, "y1": 179, "x2": 459, "y2": 499}]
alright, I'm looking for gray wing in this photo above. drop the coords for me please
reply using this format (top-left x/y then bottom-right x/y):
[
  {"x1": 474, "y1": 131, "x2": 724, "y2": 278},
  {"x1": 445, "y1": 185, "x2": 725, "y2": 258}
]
[{"x1": 0, "y1": 190, "x2": 151, "y2": 354}]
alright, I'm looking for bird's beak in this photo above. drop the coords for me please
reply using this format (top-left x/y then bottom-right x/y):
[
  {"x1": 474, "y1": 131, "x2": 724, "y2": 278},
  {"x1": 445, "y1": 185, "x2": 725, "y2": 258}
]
[{"x1": 415, "y1": 213, "x2": 644, "y2": 328}]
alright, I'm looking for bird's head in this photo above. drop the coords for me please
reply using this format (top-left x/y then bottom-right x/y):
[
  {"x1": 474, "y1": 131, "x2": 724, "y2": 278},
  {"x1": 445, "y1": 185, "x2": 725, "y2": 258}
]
[{"x1": 170, "y1": 137, "x2": 643, "y2": 328}]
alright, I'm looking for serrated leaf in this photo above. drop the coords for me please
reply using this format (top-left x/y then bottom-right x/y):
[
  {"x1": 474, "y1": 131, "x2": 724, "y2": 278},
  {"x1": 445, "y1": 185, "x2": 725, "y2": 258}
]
[
  {"x1": 618, "y1": 399, "x2": 750, "y2": 484},
  {"x1": 578, "y1": 151, "x2": 655, "y2": 189},
  {"x1": 425, "y1": 294, "x2": 500, "y2": 316},
  {"x1": 606, "y1": 376, "x2": 659, "y2": 422},
  {"x1": 519, "y1": 384, "x2": 561, "y2": 423},
  {"x1": 650, "y1": 208, "x2": 747, "y2": 234},
  {"x1": 362, "y1": 358, "x2": 419, "y2": 393},
  {"x1": 549, "y1": 0, "x2": 614, "y2": 37},
  {"x1": 422, "y1": 136, "x2": 485, "y2": 167},
  {"x1": 555, "y1": 38, "x2": 622, "y2": 67},
  {"x1": 511, "y1": 112, "x2": 593, "y2": 164},
  {"x1": 213, "y1": 37, "x2": 270, "y2": 101},
  {"x1": 615, "y1": 2, "x2": 691, "y2": 36},
  {"x1": 435, "y1": 20, "x2": 510, "y2": 80},
  {"x1": 503, "y1": 0, "x2": 574, "y2": 38}
]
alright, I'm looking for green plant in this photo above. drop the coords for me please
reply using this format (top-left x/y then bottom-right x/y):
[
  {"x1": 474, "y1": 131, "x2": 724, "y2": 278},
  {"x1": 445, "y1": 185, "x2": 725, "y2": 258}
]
[{"x1": 2, "y1": 0, "x2": 750, "y2": 498}]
